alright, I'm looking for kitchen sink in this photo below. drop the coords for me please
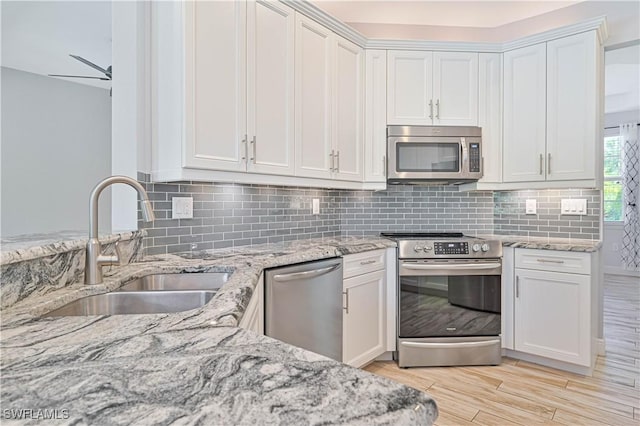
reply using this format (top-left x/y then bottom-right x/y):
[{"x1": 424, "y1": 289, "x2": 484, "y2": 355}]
[
  {"x1": 42, "y1": 290, "x2": 216, "y2": 317},
  {"x1": 119, "y1": 272, "x2": 231, "y2": 292}
]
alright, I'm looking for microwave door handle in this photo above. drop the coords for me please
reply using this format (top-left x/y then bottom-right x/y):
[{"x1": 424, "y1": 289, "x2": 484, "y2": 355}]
[{"x1": 460, "y1": 138, "x2": 467, "y2": 173}]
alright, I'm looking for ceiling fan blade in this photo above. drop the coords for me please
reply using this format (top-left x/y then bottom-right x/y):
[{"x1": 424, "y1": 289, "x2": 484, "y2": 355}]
[
  {"x1": 48, "y1": 74, "x2": 110, "y2": 81},
  {"x1": 69, "y1": 54, "x2": 110, "y2": 76}
]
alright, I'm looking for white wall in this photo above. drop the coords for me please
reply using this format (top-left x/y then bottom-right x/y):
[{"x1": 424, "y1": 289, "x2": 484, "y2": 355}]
[{"x1": 0, "y1": 67, "x2": 112, "y2": 237}]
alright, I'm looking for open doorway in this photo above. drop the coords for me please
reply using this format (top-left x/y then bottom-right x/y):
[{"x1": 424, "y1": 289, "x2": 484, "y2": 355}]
[{"x1": 602, "y1": 42, "x2": 640, "y2": 276}]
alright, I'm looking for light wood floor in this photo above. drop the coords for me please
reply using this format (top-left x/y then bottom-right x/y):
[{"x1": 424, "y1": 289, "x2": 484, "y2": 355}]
[{"x1": 364, "y1": 274, "x2": 640, "y2": 425}]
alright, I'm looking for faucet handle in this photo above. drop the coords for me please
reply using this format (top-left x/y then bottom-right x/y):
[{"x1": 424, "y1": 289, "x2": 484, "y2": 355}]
[{"x1": 98, "y1": 241, "x2": 126, "y2": 267}]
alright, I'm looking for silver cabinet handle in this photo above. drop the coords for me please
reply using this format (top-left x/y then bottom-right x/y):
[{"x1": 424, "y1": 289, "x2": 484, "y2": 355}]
[
  {"x1": 241, "y1": 135, "x2": 247, "y2": 162},
  {"x1": 360, "y1": 259, "x2": 377, "y2": 265},
  {"x1": 516, "y1": 275, "x2": 519, "y2": 298},
  {"x1": 343, "y1": 289, "x2": 349, "y2": 314},
  {"x1": 428, "y1": 99, "x2": 433, "y2": 120},
  {"x1": 329, "y1": 150, "x2": 335, "y2": 172},
  {"x1": 436, "y1": 99, "x2": 440, "y2": 119},
  {"x1": 335, "y1": 151, "x2": 340, "y2": 173},
  {"x1": 272, "y1": 264, "x2": 341, "y2": 282},
  {"x1": 548, "y1": 153, "x2": 551, "y2": 175},
  {"x1": 539, "y1": 154, "x2": 543, "y2": 175},
  {"x1": 536, "y1": 258, "x2": 565, "y2": 264},
  {"x1": 250, "y1": 136, "x2": 256, "y2": 163}
]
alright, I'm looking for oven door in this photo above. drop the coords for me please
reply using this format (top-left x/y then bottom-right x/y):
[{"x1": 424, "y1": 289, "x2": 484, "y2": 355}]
[
  {"x1": 398, "y1": 259, "x2": 501, "y2": 339},
  {"x1": 388, "y1": 137, "x2": 464, "y2": 181}
]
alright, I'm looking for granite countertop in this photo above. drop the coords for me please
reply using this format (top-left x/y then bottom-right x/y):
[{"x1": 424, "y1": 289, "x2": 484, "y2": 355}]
[
  {"x1": 1, "y1": 237, "x2": 438, "y2": 425},
  {"x1": 471, "y1": 233, "x2": 602, "y2": 252},
  {"x1": 1, "y1": 230, "x2": 145, "y2": 265}
]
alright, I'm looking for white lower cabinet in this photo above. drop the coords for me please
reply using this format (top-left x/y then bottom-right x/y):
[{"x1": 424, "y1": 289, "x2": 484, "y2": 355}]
[
  {"x1": 511, "y1": 249, "x2": 593, "y2": 368},
  {"x1": 239, "y1": 274, "x2": 264, "y2": 335},
  {"x1": 343, "y1": 270, "x2": 386, "y2": 367},
  {"x1": 342, "y1": 249, "x2": 389, "y2": 367}
]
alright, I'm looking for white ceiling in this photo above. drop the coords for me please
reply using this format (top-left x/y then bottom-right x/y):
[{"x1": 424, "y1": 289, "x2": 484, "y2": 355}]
[
  {"x1": 310, "y1": 0, "x2": 584, "y2": 28},
  {"x1": 1, "y1": 1, "x2": 111, "y2": 89}
]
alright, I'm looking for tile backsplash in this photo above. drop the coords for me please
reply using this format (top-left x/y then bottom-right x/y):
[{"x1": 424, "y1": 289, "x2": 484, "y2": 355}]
[
  {"x1": 138, "y1": 173, "x2": 601, "y2": 254},
  {"x1": 493, "y1": 189, "x2": 600, "y2": 240}
]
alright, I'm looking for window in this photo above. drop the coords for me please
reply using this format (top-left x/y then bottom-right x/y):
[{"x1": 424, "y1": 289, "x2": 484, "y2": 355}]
[{"x1": 604, "y1": 131, "x2": 624, "y2": 221}]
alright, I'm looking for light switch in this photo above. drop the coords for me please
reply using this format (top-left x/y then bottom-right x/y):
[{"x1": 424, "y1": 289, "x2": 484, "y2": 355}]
[
  {"x1": 525, "y1": 199, "x2": 537, "y2": 215},
  {"x1": 312, "y1": 198, "x2": 320, "y2": 215},
  {"x1": 172, "y1": 197, "x2": 193, "y2": 219},
  {"x1": 561, "y1": 199, "x2": 587, "y2": 215}
]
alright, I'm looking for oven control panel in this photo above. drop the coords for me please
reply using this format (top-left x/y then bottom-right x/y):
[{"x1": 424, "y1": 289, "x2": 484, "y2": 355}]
[{"x1": 434, "y1": 242, "x2": 469, "y2": 255}]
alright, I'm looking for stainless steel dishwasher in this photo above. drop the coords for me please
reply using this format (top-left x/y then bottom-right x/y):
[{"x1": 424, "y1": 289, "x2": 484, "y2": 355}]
[{"x1": 265, "y1": 258, "x2": 343, "y2": 361}]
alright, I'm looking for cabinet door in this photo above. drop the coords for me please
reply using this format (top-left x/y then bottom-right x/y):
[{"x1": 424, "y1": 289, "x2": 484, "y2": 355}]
[
  {"x1": 478, "y1": 53, "x2": 503, "y2": 183},
  {"x1": 184, "y1": 1, "x2": 247, "y2": 172},
  {"x1": 514, "y1": 269, "x2": 591, "y2": 366},
  {"x1": 294, "y1": 14, "x2": 333, "y2": 179},
  {"x1": 364, "y1": 50, "x2": 387, "y2": 183},
  {"x1": 343, "y1": 270, "x2": 386, "y2": 367},
  {"x1": 432, "y1": 52, "x2": 478, "y2": 126},
  {"x1": 247, "y1": 0, "x2": 295, "y2": 176},
  {"x1": 503, "y1": 44, "x2": 546, "y2": 182},
  {"x1": 546, "y1": 32, "x2": 598, "y2": 181},
  {"x1": 387, "y1": 50, "x2": 433, "y2": 125},
  {"x1": 333, "y1": 36, "x2": 364, "y2": 181}
]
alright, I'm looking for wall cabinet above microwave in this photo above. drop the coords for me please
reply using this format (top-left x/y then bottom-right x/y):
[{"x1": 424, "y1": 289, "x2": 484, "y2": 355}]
[{"x1": 387, "y1": 51, "x2": 479, "y2": 126}]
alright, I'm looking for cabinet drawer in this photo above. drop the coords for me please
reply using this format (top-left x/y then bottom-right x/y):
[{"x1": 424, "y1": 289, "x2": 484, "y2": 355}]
[
  {"x1": 343, "y1": 249, "x2": 386, "y2": 279},
  {"x1": 515, "y1": 248, "x2": 591, "y2": 275}
]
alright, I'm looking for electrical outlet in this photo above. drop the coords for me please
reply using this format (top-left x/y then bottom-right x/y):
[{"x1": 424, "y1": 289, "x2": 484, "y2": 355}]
[
  {"x1": 525, "y1": 199, "x2": 537, "y2": 215},
  {"x1": 172, "y1": 197, "x2": 193, "y2": 219},
  {"x1": 312, "y1": 198, "x2": 320, "y2": 215}
]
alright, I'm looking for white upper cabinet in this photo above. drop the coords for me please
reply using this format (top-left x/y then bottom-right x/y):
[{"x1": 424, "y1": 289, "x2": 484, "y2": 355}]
[
  {"x1": 295, "y1": 17, "x2": 364, "y2": 182},
  {"x1": 184, "y1": 0, "x2": 247, "y2": 172},
  {"x1": 478, "y1": 53, "x2": 503, "y2": 183},
  {"x1": 294, "y1": 14, "x2": 334, "y2": 180},
  {"x1": 387, "y1": 51, "x2": 478, "y2": 126},
  {"x1": 546, "y1": 32, "x2": 598, "y2": 182},
  {"x1": 432, "y1": 52, "x2": 479, "y2": 125},
  {"x1": 333, "y1": 36, "x2": 364, "y2": 181},
  {"x1": 387, "y1": 51, "x2": 433, "y2": 125},
  {"x1": 364, "y1": 49, "x2": 387, "y2": 184},
  {"x1": 503, "y1": 31, "x2": 601, "y2": 185},
  {"x1": 503, "y1": 43, "x2": 547, "y2": 183},
  {"x1": 247, "y1": 0, "x2": 296, "y2": 176}
]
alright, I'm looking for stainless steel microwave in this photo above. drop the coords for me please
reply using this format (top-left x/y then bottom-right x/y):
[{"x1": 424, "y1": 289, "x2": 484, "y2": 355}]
[{"x1": 387, "y1": 126, "x2": 483, "y2": 184}]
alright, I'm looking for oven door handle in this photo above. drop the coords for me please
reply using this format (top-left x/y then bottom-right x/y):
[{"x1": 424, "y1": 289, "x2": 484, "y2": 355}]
[
  {"x1": 401, "y1": 262, "x2": 502, "y2": 270},
  {"x1": 401, "y1": 339, "x2": 501, "y2": 349}
]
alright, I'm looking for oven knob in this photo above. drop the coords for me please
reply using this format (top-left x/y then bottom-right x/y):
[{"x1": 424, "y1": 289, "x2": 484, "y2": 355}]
[
  {"x1": 472, "y1": 244, "x2": 481, "y2": 252},
  {"x1": 481, "y1": 243, "x2": 490, "y2": 252},
  {"x1": 413, "y1": 246, "x2": 423, "y2": 252},
  {"x1": 424, "y1": 246, "x2": 433, "y2": 251}
]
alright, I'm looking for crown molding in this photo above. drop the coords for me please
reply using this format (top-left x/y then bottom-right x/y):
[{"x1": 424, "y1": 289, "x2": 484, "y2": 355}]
[
  {"x1": 282, "y1": 0, "x2": 367, "y2": 47},
  {"x1": 286, "y1": 1, "x2": 608, "y2": 52},
  {"x1": 501, "y1": 16, "x2": 608, "y2": 51},
  {"x1": 365, "y1": 39, "x2": 502, "y2": 53}
]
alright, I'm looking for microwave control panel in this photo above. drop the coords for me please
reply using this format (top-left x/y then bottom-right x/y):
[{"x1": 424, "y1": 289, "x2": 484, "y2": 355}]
[
  {"x1": 434, "y1": 242, "x2": 469, "y2": 255},
  {"x1": 469, "y1": 143, "x2": 481, "y2": 173}
]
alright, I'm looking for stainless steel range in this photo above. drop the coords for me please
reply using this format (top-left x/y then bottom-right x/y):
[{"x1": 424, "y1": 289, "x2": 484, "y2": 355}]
[{"x1": 381, "y1": 232, "x2": 503, "y2": 368}]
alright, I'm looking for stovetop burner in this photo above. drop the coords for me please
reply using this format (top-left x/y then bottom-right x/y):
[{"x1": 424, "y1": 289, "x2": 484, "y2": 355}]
[{"x1": 380, "y1": 232, "x2": 465, "y2": 239}]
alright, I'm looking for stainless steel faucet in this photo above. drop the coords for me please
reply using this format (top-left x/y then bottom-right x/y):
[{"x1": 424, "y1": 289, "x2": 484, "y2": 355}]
[{"x1": 85, "y1": 176, "x2": 155, "y2": 285}]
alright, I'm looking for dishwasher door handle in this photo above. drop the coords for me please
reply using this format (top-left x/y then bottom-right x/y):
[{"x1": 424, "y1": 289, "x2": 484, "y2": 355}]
[{"x1": 272, "y1": 264, "x2": 341, "y2": 282}]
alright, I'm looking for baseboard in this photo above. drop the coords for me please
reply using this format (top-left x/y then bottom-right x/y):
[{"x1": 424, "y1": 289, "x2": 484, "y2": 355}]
[
  {"x1": 504, "y1": 349, "x2": 593, "y2": 376},
  {"x1": 603, "y1": 266, "x2": 640, "y2": 277},
  {"x1": 374, "y1": 351, "x2": 394, "y2": 361},
  {"x1": 597, "y1": 338, "x2": 606, "y2": 356}
]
